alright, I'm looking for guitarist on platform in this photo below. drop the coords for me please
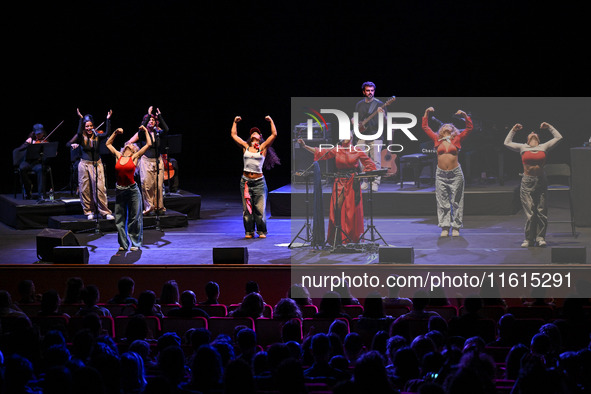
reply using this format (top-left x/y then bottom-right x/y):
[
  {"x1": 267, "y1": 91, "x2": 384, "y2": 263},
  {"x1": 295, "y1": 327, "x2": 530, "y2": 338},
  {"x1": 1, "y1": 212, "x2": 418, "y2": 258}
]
[{"x1": 354, "y1": 81, "x2": 387, "y2": 192}]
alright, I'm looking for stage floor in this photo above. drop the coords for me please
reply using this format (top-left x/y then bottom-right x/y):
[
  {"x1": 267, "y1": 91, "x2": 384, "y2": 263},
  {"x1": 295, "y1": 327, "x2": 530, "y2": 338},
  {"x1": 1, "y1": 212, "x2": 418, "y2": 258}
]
[{"x1": 0, "y1": 187, "x2": 588, "y2": 266}]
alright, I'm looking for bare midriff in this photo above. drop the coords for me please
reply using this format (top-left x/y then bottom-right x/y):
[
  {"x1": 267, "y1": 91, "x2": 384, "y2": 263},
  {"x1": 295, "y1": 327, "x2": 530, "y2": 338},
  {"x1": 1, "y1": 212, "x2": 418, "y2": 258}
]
[
  {"x1": 243, "y1": 171, "x2": 263, "y2": 179},
  {"x1": 523, "y1": 163, "x2": 544, "y2": 177}
]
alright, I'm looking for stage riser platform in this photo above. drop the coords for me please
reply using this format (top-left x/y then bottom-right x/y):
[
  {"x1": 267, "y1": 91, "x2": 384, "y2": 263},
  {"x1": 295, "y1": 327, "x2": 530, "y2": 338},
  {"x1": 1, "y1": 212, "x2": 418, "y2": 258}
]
[
  {"x1": 270, "y1": 185, "x2": 521, "y2": 217},
  {"x1": 0, "y1": 190, "x2": 200, "y2": 230},
  {"x1": 48, "y1": 211, "x2": 188, "y2": 232}
]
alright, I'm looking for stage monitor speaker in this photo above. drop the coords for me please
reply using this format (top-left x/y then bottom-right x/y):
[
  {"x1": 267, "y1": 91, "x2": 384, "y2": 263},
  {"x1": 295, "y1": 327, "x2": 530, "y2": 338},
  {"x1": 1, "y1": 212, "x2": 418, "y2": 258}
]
[
  {"x1": 551, "y1": 247, "x2": 587, "y2": 264},
  {"x1": 53, "y1": 246, "x2": 89, "y2": 264},
  {"x1": 36, "y1": 228, "x2": 79, "y2": 262},
  {"x1": 378, "y1": 246, "x2": 414, "y2": 264},
  {"x1": 213, "y1": 247, "x2": 249, "y2": 265}
]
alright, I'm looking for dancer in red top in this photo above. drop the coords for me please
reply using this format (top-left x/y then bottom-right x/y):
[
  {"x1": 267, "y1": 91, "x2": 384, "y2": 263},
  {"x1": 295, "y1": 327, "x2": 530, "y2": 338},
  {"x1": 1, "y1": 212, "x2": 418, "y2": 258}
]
[
  {"x1": 422, "y1": 107, "x2": 474, "y2": 237},
  {"x1": 106, "y1": 126, "x2": 152, "y2": 251},
  {"x1": 297, "y1": 135, "x2": 376, "y2": 245}
]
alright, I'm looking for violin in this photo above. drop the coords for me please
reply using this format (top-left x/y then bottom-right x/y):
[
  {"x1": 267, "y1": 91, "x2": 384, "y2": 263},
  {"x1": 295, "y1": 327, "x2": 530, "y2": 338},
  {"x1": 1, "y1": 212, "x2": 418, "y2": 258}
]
[{"x1": 161, "y1": 154, "x2": 175, "y2": 180}]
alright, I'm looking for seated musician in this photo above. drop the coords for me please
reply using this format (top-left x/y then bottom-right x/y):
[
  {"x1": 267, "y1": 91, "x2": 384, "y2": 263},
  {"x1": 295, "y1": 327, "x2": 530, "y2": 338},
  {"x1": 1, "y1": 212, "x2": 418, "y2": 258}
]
[{"x1": 16, "y1": 124, "x2": 48, "y2": 200}]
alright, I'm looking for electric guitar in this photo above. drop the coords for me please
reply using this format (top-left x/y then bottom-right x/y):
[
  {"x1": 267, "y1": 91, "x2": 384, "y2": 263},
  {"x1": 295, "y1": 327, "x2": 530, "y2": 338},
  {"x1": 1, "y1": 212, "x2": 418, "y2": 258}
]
[{"x1": 358, "y1": 96, "x2": 396, "y2": 132}]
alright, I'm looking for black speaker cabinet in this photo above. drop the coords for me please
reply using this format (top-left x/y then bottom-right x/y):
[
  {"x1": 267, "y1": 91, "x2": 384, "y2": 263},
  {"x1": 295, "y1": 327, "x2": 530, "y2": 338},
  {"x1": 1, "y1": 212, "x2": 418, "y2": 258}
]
[
  {"x1": 53, "y1": 246, "x2": 89, "y2": 264},
  {"x1": 213, "y1": 247, "x2": 249, "y2": 264},
  {"x1": 378, "y1": 246, "x2": 414, "y2": 264},
  {"x1": 36, "y1": 228, "x2": 79, "y2": 262},
  {"x1": 551, "y1": 247, "x2": 587, "y2": 264}
]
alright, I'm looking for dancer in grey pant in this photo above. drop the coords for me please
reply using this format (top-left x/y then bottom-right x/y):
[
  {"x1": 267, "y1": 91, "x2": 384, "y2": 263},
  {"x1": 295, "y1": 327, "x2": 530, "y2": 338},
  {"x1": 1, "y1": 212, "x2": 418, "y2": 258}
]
[
  {"x1": 422, "y1": 107, "x2": 474, "y2": 237},
  {"x1": 504, "y1": 122, "x2": 562, "y2": 247}
]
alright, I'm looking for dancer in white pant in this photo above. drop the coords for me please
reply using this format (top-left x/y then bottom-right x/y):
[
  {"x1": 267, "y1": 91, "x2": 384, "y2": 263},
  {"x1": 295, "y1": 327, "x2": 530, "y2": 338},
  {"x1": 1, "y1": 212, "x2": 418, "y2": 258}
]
[
  {"x1": 504, "y1": 122, "x2": 563, "y2": 247},
  {"x1": 422, "y1": 107, "x2": 473, "y2": 237}
]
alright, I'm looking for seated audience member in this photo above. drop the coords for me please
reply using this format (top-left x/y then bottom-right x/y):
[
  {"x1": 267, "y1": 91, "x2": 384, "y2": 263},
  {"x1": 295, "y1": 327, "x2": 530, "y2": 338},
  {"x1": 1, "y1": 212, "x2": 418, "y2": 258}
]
[
  {"x1": 487, "y1": 313, "x2": 518, "y2": 347},
  {"x1": 383, "y1": 276, "x2": 413, "y2": 307},
  {"x1": 314, "y1": 291, "x2": 350, "y2": 320},
  {"x1": 334, "y1": 351, "x2": 398, "y2": 394},
  {"x1": 63, "y1": 277, "x2": 85, "y2": 305},
  {"x1": 287, "y1": 283, "x2": 314, "y2": 307},
  {"x1": 343, "y1": 332, "x2": 365, "y2": 366},
  {"x1": 235, "y1": 327, "x2": 258, "y2": 366},
  {"x1": 230, "y1": 292, "x2": 265, "y2": 319},
  {"x1": 392, "y1": 290, "x2": 440, "y2": 323},
  {"x1": 107, "y1": 276, "x2": 137, "y2": 305},
  {"x1": 0, "y1": 290, "x2": 30, "y2": 321},
  {"x1": 304, "y1": 333, "x2": 349, "y2": 385},
  {"x1": 133, "y1": 290, "x2": 163, "y2": 318},
  {"x1": 75, "y1": 285, "x2": 111, "y2": 317},
  {"x1": 448, "y1": 294, "x2": 488, "y2": 340},
  {"x1": 200, "y1": 281, "x2": 220, "y2": 305},
  {"x1": 333, "y1": 280, "x2": 360, "y2": 305},
  {"x1": 38, "y1": 289, "x2": 69, "y2": 317},
  {"x1": 273, "y1": 297, "x2": 302, "y2": 320},
  {"x1": 16, "y1": 280, "x2": 40, "y2": 304},
  {"x1": 166, "y1": 290, "x2": 209, "y2": 318},
  {"x1": 158, "y1": 280, "x2": 180, "y2": 305}
]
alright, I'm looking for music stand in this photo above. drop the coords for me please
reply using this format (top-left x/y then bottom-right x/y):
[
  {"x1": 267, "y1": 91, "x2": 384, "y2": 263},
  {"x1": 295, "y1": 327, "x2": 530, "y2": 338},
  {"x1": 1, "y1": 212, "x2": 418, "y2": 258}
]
[
  {"x1": 288, "y1": 170, "x2": 314, "y2": 248},
  {"x1": 26, "y1": 142, "x2": 58, "y2": 204},
  {"x1": 160, "y1": 134, "x2": 182, "y2": 197},
  {"x1": 358, "y1": 170, "x2": 389, "y2": 246}
]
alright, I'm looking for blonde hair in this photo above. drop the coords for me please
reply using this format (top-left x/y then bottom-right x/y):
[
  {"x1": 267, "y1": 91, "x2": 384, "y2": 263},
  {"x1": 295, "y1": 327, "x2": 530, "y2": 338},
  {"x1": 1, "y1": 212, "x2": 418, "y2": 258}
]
[
  {"x1": 120, "y1": 143, "x2": 139, "y2": 155},
  {"x1": 438, "y1": 123, "x2": 459, "y2": 138}
]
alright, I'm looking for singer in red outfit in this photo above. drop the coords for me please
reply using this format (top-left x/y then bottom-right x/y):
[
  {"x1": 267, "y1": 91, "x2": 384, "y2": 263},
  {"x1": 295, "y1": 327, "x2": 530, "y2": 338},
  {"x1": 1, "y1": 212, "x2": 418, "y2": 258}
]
[
  {"x1": 106, "y1": 126, "x2": 152, "y2": 251},
  {"x1": 297, "y1": 135, "x2": 376, "y2": 245}
]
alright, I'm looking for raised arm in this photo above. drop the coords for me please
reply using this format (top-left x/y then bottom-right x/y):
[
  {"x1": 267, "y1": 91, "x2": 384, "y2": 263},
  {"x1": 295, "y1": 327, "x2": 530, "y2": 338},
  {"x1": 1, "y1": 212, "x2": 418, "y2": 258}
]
[
  {"x1": 422, "y1": 107, "x2": 438, "y2": 143},
  {"x1": 106, "y1": 128, "x2": 122, "y2": 158},
  {"x1": 455, "y1": 110, "x2": 474, "y2": 141},
  {"x1": 259, "y1": 115, "x2": 277, "y2": 152},
  {"x1": 231, "y1": 116, "x2": 249, "y2": 150},
  {"x1": 133, "y1": 126, "x2": 153, "y2": 160},
  {"x1": 538, "y1": 122, "x2": 563, "y2": 151},
  {"x1": 504, "y1": 123, "x2": 525, "y2": 152}
]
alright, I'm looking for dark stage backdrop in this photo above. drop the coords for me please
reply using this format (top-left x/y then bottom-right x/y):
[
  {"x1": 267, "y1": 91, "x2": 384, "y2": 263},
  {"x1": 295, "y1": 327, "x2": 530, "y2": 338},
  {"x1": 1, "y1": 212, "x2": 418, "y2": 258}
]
[{"x1": 4, "y1": 2, "x2": 590, "y2": 196}]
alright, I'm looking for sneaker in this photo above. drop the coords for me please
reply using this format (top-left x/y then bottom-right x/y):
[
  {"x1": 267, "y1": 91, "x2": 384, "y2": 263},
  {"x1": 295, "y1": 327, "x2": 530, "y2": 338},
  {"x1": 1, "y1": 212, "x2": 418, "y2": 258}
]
[
  {"x1": 258, "y1": 234, "x2": 267, "y2": 239},
  {"x1": 360, "y1": 182, "x2": 369, "y2": 191},
  {"x1": 118, "y1": 247, "x2": 127, "y2": 251},
  {"x1": 451, "y1": 228, "x2": 460, "y2": 237},
  {"x1": 537, "y1": 238, "x2": 547, "y2": 247},
  {"x1": 105, "y1": 214, "x2": 115, "y2": 220},
  {"x1": 130, "y1": 246, "x2": 139, "y2": 251},
  {"x1": 372, "y1": 183, "x2": 379, "y2": 192},
  {"x1": 521, "y1": 240, "x2": 531, "y2": 248},
  {"x1": 245, "y1": 234, "x2": 253, "y2": 239},
  {"x1": 440, "y1": 229, "x2": 449, "y2": 237},
  {"x1": 87, "y1": 214, "x2": 94, "y2": 220}
]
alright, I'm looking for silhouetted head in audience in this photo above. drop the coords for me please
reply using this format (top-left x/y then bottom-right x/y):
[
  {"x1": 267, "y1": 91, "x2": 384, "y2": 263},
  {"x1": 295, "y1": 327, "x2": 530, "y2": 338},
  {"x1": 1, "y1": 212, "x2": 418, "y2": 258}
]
[
  {"x1": 318, "y1": 291, "x2": 344, "y2": 317},
  {"x1": 158, "y1": 332, "x2": 181, "y2": 354},
  {"x1": 462, "y1": 294, "x2": 483, "y2": 314},
  {"x1": 411, "y1": 334, "x2": 437, "y2": 361},
  {"x1": 411, "y1": 290, "x2": 430, "y2": 311},
  {"x1": 17, "y1": 279, "x2": 37, "y2": 304},
  {"x1": 275, "y1": 358, "x2": 306, "y2": 394},
  {"x1": 386, "y1": 335, "x2": 408, "y2": 365},
  {"x1": 311, "y1": 333, "x2": 331, "y2": 363},
  {"x1": 159, "y1": 280, "x2": 179, "y2": 305},
  {"x1": 233, "y1": 292, "x2": 264, "y2": 319},
  {"x1": 281, "y1": 318, "x2": 303, "y2": 343},
  {"x1": 64, "y1": 277, "x2": 84, "y2": 304},
  {"x1": 531, "y1": 332, "x2": 552, "y2": 358},
  {"x1": 81, "y1": 285, "x2": 101, "y2": 307},
  {"x1": 190, "y1": 328, "x2": 211, "y2": 351},
  {"x1": 158, "y1": 345, "x2": 186, "y2": 386},
  {"x1": 236, "y1": 328, "x2": 257, "y2": 356},
  {"x1": 223, "y1": 358, "x2": 255, "y2": 394},
  {"x1": 125, "y1": 315, "x2": 149, "y2": 342},
  {"x1": 333, "y1": 279, "x2": 359, "y2": 305},
  {"x1": 393, "y1": 346, "x2": 421, "y2": 383},
  {"x1": 129, "y1": 339, "x2": 152, "y2": 366},
  {"x1": 352, "y1": 351, "x2": 393, "y2": 393},
  {"x1": 273, "y1": 297, "x2": 302, "y2": 320},
  {"x1": 363, "y1": 291, "x2": 386, "y2": 318},
  {"x1": 371, "y1": 330, "x2": 389, "y2": 356},
  {"x1": 116, "y1": 276, "x2": 135, "y2": 298},
  {"x1": 344, "y1": 332, "x2": 365, "y2": 364},
  {"x1": 428, "y1": 315, "x2": 448, "y2": 336},
  {"x1": 179, "y1": 290, "x2": 197, "y2": 308},
  {"x1": 137, "y1": 290, "x2": 158, "y2": 315},
  {"x1": 204, "y1": 281, "x2": 220, "y2": 304},
  {"x1": 40, "y1": 289, "x2": 62, "y2": 315},
  {"x1": 287, "y1": 283, "x2": 313, "y2": 306},
  {"x1": 245, "y1": 280, "x2": 260, "y2": 295},
  {"x1": 328, "y1": 318, "x2": 348, "y2": 343},
  {"x1": 211, "y1": 335, "x2": 235, "y2": 367},
  {"x1": 189, "y1": 345, "x2": 224, "y2": 392},
  {"x1": 505, "y1": 343, "x2": 529, "y2": 380},
  {"x1": 120, "y1": 351, "x2": 147, "y2": 394}
]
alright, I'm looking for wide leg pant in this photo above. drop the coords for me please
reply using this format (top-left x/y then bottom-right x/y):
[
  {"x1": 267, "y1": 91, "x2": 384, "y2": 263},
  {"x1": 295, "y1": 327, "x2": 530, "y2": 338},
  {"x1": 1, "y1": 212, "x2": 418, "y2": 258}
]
[
  {"x1": 240, "y1": 176, "x2": 268, "y2": 236},
  {"x1": 138, "y1": 156, "x2": 165, "y2": 214},
  {"x1": 435, "y1": 166, "x2": 465, "y2": 229},
  {"x1": 520, "y1": 174, "x2": 548, "y2": 242},
  {"x1": 115, "y1": 183, "x2": 143, "y2": 250},
  {"x1": 78, "y1": 159, "x2": 111, "y2": 216}
]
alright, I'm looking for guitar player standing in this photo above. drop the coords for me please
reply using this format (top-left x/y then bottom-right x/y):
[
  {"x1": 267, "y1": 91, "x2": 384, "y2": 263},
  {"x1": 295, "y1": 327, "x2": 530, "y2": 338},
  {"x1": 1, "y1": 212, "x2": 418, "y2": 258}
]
[{"x1": 355, "y1": 81, "x2": 387, "y2": 192}]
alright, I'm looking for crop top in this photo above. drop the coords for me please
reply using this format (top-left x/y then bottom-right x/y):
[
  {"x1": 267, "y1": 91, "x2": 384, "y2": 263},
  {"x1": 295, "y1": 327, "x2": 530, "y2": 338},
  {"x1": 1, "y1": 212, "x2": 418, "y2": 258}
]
[
  {"x1": 243, "y1": 149, "x2": 265, "y2": 174},
  {"x1": 503, "y1": 124, "x2": 563, "y2": 166},
  {"x1": 422, "y1": 115, "x2": 473, "y2": 154},
  {"x1": 115, "y1": 157, "x2": 136, "y2": 187}
]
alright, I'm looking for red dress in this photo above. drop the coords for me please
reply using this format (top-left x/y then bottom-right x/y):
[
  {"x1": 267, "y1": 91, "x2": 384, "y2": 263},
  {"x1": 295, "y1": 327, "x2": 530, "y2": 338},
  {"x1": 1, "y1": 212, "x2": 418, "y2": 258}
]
[{"x1": 313, "y1": 142, "x2": 376, "y2": 244}]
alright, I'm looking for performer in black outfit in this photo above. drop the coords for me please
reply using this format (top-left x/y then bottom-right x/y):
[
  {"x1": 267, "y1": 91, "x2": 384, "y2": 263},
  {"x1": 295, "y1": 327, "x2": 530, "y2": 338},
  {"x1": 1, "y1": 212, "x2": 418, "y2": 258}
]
[
  {"x1": 126, "y1": 106, "x2": 169, "y2": 215},
  {"x1": 15, "y1": 124, "x2": 48, "y2": 200}
]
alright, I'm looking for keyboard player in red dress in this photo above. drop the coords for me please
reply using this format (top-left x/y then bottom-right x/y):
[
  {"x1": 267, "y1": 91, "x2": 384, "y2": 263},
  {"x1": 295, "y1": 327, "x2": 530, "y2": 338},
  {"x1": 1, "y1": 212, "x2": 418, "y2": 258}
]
[
  {"x1": 106, "y1": 126, "x2": 152, "y2": 251},
  {"x1": 297, "y1": 134, "x2": 376, "y2": 245}
]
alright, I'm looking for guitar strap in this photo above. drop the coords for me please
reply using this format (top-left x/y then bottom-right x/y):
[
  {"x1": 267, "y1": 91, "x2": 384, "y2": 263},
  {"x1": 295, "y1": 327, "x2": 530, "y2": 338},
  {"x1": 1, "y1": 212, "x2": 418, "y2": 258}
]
[{"x1": 368, "y1": 100, "x2": 378, "y2": 115}]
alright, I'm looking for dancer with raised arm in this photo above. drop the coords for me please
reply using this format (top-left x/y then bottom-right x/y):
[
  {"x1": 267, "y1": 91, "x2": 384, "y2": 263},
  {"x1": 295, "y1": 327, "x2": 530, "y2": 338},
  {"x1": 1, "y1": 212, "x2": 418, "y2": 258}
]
[
  {"x1": 297, "y1": 132, "x2": 376, "y2": 245},
  {"x1": 231, "y1": 115, "x2": 279, "y2": 238},
  {"x1": 106, "y1": 126, "x2": 152, "y2": 251},
  {"x1": 422, "y1": 107, "x2": 474, "y2": 237},
  {"x1": 70, "y1": 109, "x2": 114, "y2": 220},
  {"x1": 504, "y1": 122, "x2": 563, "y2": 247}
]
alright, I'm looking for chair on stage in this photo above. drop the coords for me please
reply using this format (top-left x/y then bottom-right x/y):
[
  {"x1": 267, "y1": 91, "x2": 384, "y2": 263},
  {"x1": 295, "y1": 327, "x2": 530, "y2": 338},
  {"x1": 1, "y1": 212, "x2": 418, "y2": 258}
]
[
  {"x1": 160, "y1": 316, "x2": 208, "y2": 337},
  {"x1": 207, "y1": 317, "x2": 255, "y2": 339},
  {"x1": 255, "y1": 318, "x2": 303, "y2": 347},
  {"x1": 545, "y1": 163, "x2": 576, "y2": 236},
  {"x1": 398, "y1": 141, "x2": 436, "y2": 188},
  {"x1": 197, "y1": 304, "x2": 228, "y2": 317}
]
